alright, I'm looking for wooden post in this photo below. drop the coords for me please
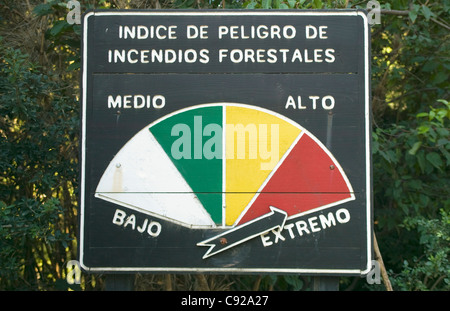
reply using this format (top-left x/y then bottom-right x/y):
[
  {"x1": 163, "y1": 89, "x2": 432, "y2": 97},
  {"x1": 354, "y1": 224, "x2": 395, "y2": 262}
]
[
  {"x1": 373, "y1": 233, "x2": 393, "y2": 291},
  {"x1": 104, "y1": 274, "x2": 135, "y2": 291}
]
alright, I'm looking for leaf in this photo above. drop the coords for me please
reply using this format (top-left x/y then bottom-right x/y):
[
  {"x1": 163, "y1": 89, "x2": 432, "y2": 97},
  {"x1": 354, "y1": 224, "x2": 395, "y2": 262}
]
[
  {"x1": 436, "y1": 128, "x2": 449, "y2": 139},
  {"x1": 284, "y1": 275, "x2": 303, "y2": 290},
  {"x1": 436, "y1": 99, "x2": 449, "y2": 108},
  {"x1": 49, "y1": 20, "x2": 69, "y2": 37},
  {"x1": 262, "y1": 0, "x2": 271, "y2": 9},
  {"x1": 416, "y1": 151, "x2": 427, "y2": 173},
  {"x1": 432, "y1": 71, "x2": 448, "y2": 85},
  {"x1": 287, "y1": 0, "x2": 297, "y2": 8},
  {"x1": 408, "y1": 141, "x2": 422, "y2": 155},
  {"x1": 419, "y1": 194, "x2": 430, "y2": 207},
  {"x1": 67, "y1": 61, "x2": 80, "y2": 71},
  {"x1": 409, "y1": 10, "x2": 418, "y2": 23},
  {"x1": 417, "y1": 125, "x2": 430, "y2": 134},
  {"x1": 407, "y1": 179, "x2": 422, "y2": 190},
  {"x1": 416, "y1": 112, "x2": 429, "y2": 118},
  {"x1": 379, "y1": 149, "x2": 397, "y2": 163},
  {"x1": 33, "y1": 3, "x2": 53, "y2": 16},
  {"x1": 313, "y1": 0, "x2": 323, "y2": 9},
  {"x1": 426, "y1": 152, "x2": 443, "y2": 171},
  {"x1": 421, "y1": 5, "x2": 433, "y2": 21},
  {"x1": 440, "y1": 148, "x2": 450, "y2": 166},
  {"x1": 245, "y1": 0, "x2": 258, "y2": 9}
]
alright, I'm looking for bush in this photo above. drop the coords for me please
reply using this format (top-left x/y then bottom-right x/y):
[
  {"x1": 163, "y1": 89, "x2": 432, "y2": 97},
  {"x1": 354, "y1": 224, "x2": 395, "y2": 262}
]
[
  {"x1": 372, "y1": 100, "x2": 450, "y2": 290},
  {"x1": 0, "y1": 41, "x2": 78, "y2": 290},
  {"x1": 391, "y1": 209, "x2": 450, "y2": 291}
]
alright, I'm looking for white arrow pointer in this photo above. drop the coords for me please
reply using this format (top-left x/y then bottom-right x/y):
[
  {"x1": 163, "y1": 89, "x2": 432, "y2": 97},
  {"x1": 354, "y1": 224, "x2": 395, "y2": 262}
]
[{"x1": 197, "y1": 206, "x2": 287, "y2": 259}]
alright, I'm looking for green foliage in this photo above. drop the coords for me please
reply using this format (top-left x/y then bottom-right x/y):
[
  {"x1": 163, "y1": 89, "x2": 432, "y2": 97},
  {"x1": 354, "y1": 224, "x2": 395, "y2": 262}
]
[
  {"x1": 0, "y1": 41, "x2": 78, "y2": 290},
  {"x1": 0, "y1": 199, "x2": 66, "y2": 288},
  {"x1": 373, "y1": 100, "x2": 449, "y2": 220},
  {"x1": 370, "y1": 0, "x2": 449, "y2": 120},
  {"x1": 245, "y1": 0, "x2": 326, "y2": 9},
  {"x1": 33, "y1": 1, "x2": 86, "y2": 73},
  {"x1": 391, "y1": 209, "x2": 450, "y2": 290},
  {"x1": 244, "y1": 0, "x2": 360, "y2": 9},
  {"x1": 1, "y1": 0, "x2": 448, "y2": 291},
  {"x1": 366, "y1": 0, "x2": 449, "y2": 291},
  {"x1": 372, "y1": 100, "x2": 449, "y2": 290}
]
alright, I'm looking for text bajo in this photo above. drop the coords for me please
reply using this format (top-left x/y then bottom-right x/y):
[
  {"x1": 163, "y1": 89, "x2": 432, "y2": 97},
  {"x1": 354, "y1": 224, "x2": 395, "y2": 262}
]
[{"x1": 112, "y1": 209, "x2": 162, "y2": 237}]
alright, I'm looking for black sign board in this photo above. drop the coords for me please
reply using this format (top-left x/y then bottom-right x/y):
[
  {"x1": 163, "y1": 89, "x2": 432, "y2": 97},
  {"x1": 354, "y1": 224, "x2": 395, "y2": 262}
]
[{"x1": 80, "y1": 10, "x2": 372, "y2": 275}]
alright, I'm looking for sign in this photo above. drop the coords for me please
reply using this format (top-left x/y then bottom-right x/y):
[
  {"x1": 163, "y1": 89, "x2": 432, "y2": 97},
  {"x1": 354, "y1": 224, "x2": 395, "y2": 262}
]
[{"x1": 80, "y1": 10, "x2": 372, "y2": 275}]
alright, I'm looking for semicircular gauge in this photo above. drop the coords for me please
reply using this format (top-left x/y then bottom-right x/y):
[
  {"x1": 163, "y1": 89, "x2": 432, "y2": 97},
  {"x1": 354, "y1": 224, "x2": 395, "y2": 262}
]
[{"x1": 95, "y1": 103, "x2": 354, "y2": 229}]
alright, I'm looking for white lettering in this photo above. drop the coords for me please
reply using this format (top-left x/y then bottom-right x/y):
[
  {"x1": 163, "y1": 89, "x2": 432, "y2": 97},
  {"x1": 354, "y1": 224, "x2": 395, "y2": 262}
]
[
  {"x1": 216, "y1": 48, "x2": 335, "y2": 64},
  {"x1": 124, "y1": 214, "x2": 136, "y2": 230},
  {"x1": 260, "y1": 232, "x2": 273, "y2": 247},
  {"x1": 107, "y1": 95, "x2": 166, "y2": 109},
  {"x1": 285, "y1": 95, "x2": 335, "y2": 110},
  {"x1": 308, "y1": 216, "x2": 321, "y2": 232},
  {"x1": 305, "y1": 25, "x2": 328, "y2": 39},
  {"x1": 137, "y1": 219, "x2": 148, "y2": 233},
  {"x1": 295, "y1": 220, "x2": 310, "y2": 236},
  {"x1": 322, "y1": 95, "x2": 335, "y2": 110},
  {"x1": 108, "y1": 48, "x2": 209, "y2": 64},
  {"x1": 336, "y1": 208, "x2": 351, "y2": 223},
  {"x1": 119, "y1": 25, "x2": 177, "y2": 39},
  {"x1": 285, "y1": 96, "x2": 297, "y2": 109},
  {"x1": 309, "y1": 96, "x2": 320, "y2": 109},
  {"x1": 112, "y1": 209, "x2": 162, "y2": 237},
  {"x1": 284, "y1": 223, "x2": 296, "y2": 239},
  {"x1": 272, "y1": 227, "x2": 286, "y2": 243},
  {"x1": 260, "y1": 208, "x2": 352, "y2": 246},
  {"x1": 218, "y1": 25, "x2": 296, "y2": 40},
  {"x1": 325, "y1": 49, "x2": 335, "y2": 63},
  {"x1": 187, "y1": 25, "x2": 209, "y2": 39},
  {"x1": 137, "y1": 25, "x2": 148, "y2": 39},
  {"x1": 147, "y1": 221, "x2": 162, "y2": 237},
  {"x1": 181, "y1": 295, "x2": 215, "y2": 308},
  {"x1": 66, "y1": 0, "x2": 81, "y2": 25},
  {"x1": 319, "y1": 212, "x2": 336, "y2": 229},
  {"x1": 112, "y1": 209, "x2": 126, "y2": 225}
]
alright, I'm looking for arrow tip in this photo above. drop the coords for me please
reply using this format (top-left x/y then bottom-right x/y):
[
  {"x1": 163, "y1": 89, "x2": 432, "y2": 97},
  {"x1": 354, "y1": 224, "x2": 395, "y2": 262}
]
[
  {"x1": 197, "y1": 206, "x2": 288, "y2": 259},
  {"x1": 269, "y1": 206, "x2": 288, "y2": 226},
  {"x1": 269, "y1": 205, "x2": 287, "y2": 215}
]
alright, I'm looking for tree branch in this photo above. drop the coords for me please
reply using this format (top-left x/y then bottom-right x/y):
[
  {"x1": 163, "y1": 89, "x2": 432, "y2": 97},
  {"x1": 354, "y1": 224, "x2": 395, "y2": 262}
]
[
  {"x1": 374, "y1": 233, "x2": 393, "y2": 291},
  {"x1": 379, "y1": 9, "x2": 450, "y2": 30},
  {"x1": 380, "y1": 9, "x2": 409, "y2": 16},
  {"x1": 431, "y1": 18, "x2": 450, "y2": 31}
]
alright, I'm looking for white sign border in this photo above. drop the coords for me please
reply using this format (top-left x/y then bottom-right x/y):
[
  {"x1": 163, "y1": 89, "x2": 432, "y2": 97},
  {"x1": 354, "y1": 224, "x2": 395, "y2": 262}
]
[{"x1": 79, "y1": 10, "x2": 372, "y2": 276}]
